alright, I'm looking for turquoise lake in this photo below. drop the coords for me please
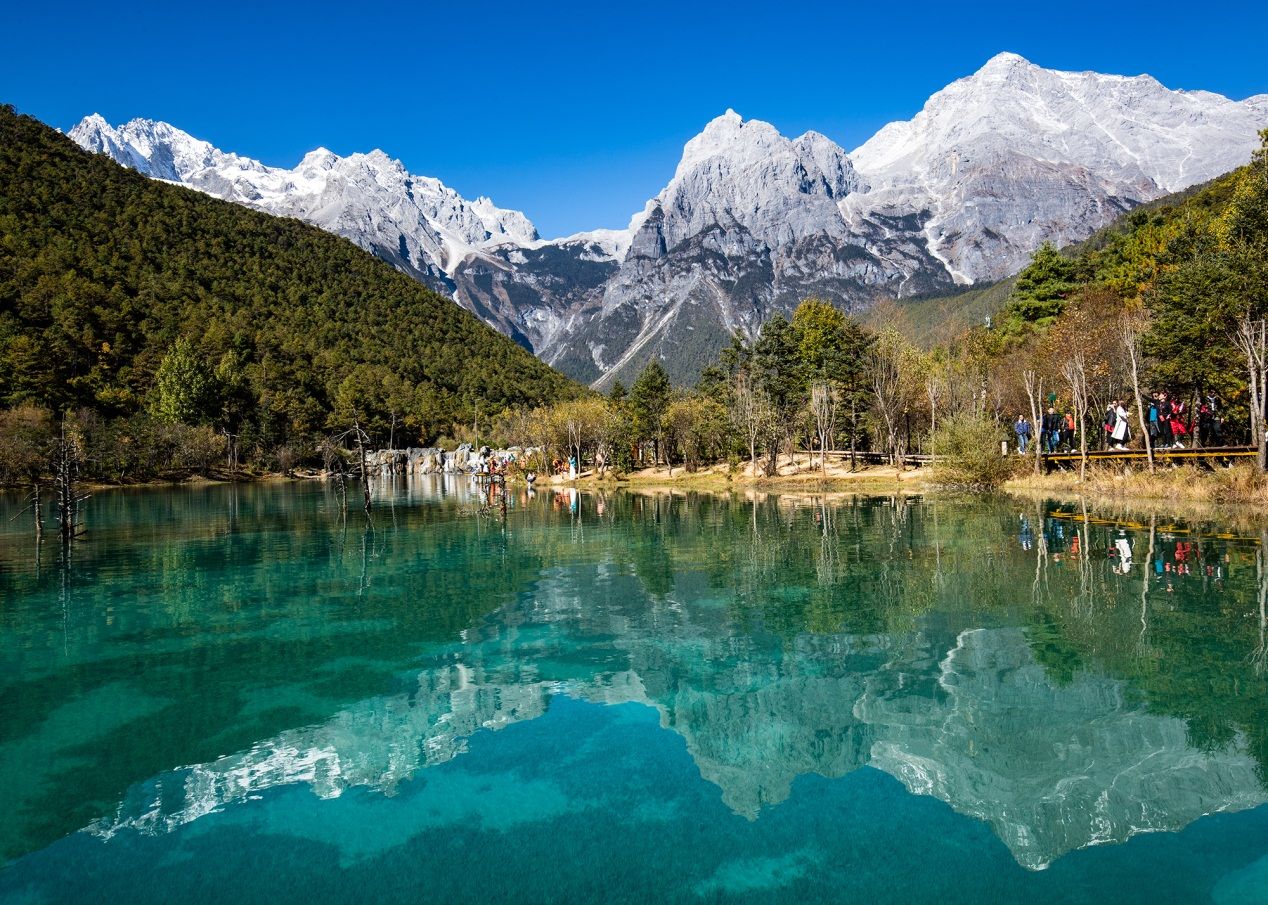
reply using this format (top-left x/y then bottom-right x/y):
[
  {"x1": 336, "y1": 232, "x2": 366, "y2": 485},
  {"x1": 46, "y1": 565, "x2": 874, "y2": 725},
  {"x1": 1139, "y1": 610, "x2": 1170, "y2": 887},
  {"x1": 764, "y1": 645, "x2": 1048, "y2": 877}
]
[{"x1": 2, "y1": 479, "x2": 1268, "y2": 903}]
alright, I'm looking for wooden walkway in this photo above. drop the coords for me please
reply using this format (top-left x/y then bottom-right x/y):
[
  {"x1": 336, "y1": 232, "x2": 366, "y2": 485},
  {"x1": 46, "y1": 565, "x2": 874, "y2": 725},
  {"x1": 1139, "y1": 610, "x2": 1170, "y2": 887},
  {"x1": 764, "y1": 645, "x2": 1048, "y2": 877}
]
[
  {"x1": 808, "y1": 446, "x2": 1257, "y2": 471},
  {"x1": 813, "y1": 446, "x2": 1257, "y2": 471},
  {"x1": 1042, "y1": 445, "x2": 1256, "y2": 469}
]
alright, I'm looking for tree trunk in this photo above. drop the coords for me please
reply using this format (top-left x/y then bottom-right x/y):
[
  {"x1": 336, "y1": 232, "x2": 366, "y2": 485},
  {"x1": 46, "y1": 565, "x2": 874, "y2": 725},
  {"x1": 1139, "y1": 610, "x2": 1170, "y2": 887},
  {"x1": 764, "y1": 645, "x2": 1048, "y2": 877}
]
[
  {"x1": 1235, "y1": 317, "x2": 1267, "y2": 473},
  {"x1": 849, "y1": 401, "x2": 858, "y2": 473},
  {"x1": 929, "y1": 407, "x2": 937, "y2": 464},
  {"x1": 1079, "y1": 412, "x2": 1088, "y2": 482},
  {"x1": 1123, "y1": 321, "x2": 1155, "y2": 473},
  {"x1": 354, "y1": 419, "x2": 372, "y2": 514},
  {"x1": 32, "y1": 483, "x2": 43, "y2": 543},
  {"x1": 1024, "y1": 370, "x2": 1042, "y2": 475},
  {"x1": 54, "y1": 422, "x2": 86, "y2": 543}
]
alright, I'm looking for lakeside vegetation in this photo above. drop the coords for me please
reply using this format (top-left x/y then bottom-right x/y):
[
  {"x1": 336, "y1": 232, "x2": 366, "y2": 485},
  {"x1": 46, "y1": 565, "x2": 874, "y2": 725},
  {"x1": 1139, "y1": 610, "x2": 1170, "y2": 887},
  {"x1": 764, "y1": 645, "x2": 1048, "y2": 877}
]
[{"x1": 0, "y1": 105, "x2": 579, "y2": 486}]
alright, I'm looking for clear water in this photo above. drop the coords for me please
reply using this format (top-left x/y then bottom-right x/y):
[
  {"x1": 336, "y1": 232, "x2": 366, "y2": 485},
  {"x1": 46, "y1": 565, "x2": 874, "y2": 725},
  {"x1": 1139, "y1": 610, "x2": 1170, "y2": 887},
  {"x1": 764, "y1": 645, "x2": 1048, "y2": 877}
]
[{"x1": 1, "y1": 479, "x2": 1267, "y2": 904}]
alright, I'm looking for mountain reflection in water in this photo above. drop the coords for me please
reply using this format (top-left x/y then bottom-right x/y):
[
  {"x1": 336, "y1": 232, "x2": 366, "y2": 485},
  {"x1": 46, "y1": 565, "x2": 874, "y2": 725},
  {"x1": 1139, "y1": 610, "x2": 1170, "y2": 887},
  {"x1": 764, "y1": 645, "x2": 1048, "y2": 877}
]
[{"x1": 2, "y1": 479, "x2": 1267, "y2": 881}]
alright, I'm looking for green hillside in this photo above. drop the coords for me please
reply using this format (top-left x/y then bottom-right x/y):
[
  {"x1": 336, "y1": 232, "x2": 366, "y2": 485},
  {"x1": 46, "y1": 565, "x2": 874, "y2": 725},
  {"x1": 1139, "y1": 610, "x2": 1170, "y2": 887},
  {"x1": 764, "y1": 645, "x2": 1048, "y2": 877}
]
[
  {"x1": 0, "y1": 104, "x2": 578, "y2": 456},
  {"x1": 861, "y1": 277, "x2": 1018, "y2": 347}
]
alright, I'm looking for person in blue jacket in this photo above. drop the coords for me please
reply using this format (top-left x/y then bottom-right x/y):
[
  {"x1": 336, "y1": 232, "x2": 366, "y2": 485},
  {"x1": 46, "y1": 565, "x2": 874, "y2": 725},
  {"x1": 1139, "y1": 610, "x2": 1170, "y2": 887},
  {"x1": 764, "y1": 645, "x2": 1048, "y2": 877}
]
[{"x1": 1014, "y1": 414, "x2": 1032, "y2": 454}]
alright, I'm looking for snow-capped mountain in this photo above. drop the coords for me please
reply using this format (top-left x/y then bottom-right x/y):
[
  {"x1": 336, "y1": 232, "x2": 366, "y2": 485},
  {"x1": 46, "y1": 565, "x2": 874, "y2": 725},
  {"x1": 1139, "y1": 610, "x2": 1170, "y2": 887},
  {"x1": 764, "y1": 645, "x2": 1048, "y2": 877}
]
[
  {"x1": 505, "y1": 110, "x2": 952, "y2": 384},
  {"x1": 71, "y1": 53, "x2": 1268, "y2": 386},
  {"x1": 848, "y1": 52, "x2": 1268, "y2": 283},
  {"x1": 69, "y1": 114, "x2": 539, "y2": 293}
]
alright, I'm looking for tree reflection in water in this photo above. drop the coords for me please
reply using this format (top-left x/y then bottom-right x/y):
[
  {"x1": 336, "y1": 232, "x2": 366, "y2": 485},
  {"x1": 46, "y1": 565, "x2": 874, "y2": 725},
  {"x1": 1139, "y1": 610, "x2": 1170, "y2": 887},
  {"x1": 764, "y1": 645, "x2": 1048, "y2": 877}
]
[{"x1": 1, "y1": 480, "x2": 1267, "y2": 872}]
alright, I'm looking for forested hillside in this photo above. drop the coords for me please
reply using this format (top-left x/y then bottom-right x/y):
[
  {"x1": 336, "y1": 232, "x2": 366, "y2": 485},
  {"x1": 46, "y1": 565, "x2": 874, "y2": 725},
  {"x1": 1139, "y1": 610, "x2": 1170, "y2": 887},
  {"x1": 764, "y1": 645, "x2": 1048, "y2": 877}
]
[{"x1": 0, "y1": 104, "x2": 578, "y2": 474}]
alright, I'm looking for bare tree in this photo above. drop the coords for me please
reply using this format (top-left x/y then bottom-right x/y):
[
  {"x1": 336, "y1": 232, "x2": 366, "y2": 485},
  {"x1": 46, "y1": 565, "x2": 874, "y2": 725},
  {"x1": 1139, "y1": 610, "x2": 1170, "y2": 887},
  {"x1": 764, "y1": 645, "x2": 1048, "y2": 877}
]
[
  {"x1": 353, "y1": 418, "x2": 372, "y2": 514},
  {"x1": 809, "y1": 382, "x2": 838, "y2": 475},
  {"x1": 1023, "y1": 369, "x2": 1043, "y2": 475},
  {"x1": 925, "y1": 372, "x2": 942, "y2": 465},
  {"x1": 871, "y1": 346, "x2": 904, "y2": 466},
  {"x1": 1061, "y1": 351, "x2": 1091, "y2": 482},
  {"x1": 730, "y1": 372, "x2": 769, "y2": 478},
  {"x1": 332, "y1": 421, "x2": 373, "y2": 514},
  {"x1": 1234, "y1": 315, "x2": 1268, "y2": 473},
  {"x1": 53, "y1": 419, "x2": 89, "y2": 543},
  {"x1": 1121, "y1": 315, "x2": 1155, "y2": 473}
]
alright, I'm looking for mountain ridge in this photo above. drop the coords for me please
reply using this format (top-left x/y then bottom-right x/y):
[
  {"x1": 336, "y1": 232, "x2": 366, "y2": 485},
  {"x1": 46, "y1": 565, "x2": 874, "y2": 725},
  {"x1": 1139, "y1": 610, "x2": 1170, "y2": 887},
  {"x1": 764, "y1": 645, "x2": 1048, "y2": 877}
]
[{"x1": 69, "y1": 53, "x2": 1268, "y2": 385}]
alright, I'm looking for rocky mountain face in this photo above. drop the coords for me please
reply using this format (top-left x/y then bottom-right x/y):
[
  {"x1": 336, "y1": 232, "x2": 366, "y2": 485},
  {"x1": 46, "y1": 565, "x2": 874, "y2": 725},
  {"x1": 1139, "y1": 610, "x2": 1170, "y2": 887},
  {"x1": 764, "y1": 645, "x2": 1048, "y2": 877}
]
[
  {"x1": 531, "y1": 112, "x2": 955, "y2": 384},
  {"x1": 72, "y1": 54, "x2": 1268, "y2": 386}
]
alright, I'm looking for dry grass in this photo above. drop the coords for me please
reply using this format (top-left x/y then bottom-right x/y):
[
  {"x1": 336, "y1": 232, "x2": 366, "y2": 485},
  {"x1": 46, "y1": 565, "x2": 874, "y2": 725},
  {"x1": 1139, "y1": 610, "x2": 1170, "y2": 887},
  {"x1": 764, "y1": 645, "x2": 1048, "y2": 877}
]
[
  {"x1": 1007, "y1": 462, "x2": 1268, "y2": 505},
  {"x1": 1005, "y1": 463, "x2": 1268, "y2": 531}
]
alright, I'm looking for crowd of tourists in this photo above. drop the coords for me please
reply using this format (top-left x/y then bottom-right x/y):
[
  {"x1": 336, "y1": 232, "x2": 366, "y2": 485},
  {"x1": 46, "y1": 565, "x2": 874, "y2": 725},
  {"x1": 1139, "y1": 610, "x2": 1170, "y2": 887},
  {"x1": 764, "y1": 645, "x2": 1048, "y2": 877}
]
[{"x1": 1012, "y1": 391, "x2": 1223, "y2": 455}]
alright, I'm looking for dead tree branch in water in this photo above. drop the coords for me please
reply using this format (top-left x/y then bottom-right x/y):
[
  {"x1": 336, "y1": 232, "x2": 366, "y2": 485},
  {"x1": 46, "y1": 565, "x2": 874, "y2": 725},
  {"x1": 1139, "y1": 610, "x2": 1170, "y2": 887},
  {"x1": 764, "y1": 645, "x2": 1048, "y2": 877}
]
[{"x1": 54, "y1": 419, "x2": 89, "y2": 543}]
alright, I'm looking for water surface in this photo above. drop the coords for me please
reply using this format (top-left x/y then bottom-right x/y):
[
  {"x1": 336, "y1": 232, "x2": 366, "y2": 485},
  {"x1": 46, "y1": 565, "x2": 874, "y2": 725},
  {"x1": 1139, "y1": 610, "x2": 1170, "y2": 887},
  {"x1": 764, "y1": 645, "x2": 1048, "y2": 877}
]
[{"x1": 1, "y1": 479, "x2": 1267, "y2": 903}]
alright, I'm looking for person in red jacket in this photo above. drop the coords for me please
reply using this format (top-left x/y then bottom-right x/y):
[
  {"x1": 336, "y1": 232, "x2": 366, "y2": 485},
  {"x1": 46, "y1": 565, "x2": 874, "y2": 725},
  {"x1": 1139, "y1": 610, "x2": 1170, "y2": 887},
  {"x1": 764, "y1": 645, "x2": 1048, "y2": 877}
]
[{"x1": 1168, "y1": 398, "x2": 1187, "y2": 449}]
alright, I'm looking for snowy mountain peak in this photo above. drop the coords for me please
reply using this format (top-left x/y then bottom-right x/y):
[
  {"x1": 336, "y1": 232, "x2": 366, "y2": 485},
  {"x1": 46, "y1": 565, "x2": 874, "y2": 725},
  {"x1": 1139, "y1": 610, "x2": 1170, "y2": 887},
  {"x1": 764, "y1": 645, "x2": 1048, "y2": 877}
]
[
  {"x1": 977, "y1": 50, "x2": 1032, "y2": 73},
  {"x1": 70, "y1": 115, "x2": 538, "y2": 285},
  {"x1": 850, "y1": 54, "x2": 1268, "y2": 282},
  {"x1": 674, "y1": 109, "x2": 788, "y2": 178},
  {"x1": 298, "y1": 148, "x2": 338, "y2": 169}
]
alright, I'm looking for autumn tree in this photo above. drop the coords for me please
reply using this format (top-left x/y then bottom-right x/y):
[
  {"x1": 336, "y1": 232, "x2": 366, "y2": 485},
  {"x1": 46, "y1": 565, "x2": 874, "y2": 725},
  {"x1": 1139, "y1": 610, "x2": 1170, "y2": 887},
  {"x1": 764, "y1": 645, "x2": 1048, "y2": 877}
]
[{"x1": 663, "y1": 394, "x2": 730, "y2": 473}]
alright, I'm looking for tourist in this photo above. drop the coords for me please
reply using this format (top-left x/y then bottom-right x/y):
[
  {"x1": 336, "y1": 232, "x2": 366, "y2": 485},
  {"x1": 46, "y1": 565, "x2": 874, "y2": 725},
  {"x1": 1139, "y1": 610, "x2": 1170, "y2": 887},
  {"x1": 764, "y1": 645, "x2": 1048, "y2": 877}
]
[
  {"x1": 1157, "y1": 393, "x2": 1174, "y2": 447},
  {"x1": 568, "y1": 454, "x2": 578, "y2": 481},
  {"x1": 1111, "y1": 400, "x2": 1131, "y2": 450},
  {"x1": 1168, "y1": 398, "x2": 1187, "y2": 449},
  {"x1": 1199, "y1": 393, "x2": 1220, "y2": 446},
  {"x1": 1061, "y1": 411, "x2": 1076, "y2": 451},
  {"x1": 1014, "y1": 415, "x2": 1031, "y2": 454},
  {"x1": 1043, "y1": 407, "x2": 1062, "y2": 453}
]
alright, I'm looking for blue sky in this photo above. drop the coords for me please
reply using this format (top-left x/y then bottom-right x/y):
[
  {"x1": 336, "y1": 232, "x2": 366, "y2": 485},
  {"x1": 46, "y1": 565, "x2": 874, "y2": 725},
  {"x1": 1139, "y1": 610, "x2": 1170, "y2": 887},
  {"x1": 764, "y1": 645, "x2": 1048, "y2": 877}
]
[{"x1": 5, "y1": 0, "x2": 1267, "y2": 237}]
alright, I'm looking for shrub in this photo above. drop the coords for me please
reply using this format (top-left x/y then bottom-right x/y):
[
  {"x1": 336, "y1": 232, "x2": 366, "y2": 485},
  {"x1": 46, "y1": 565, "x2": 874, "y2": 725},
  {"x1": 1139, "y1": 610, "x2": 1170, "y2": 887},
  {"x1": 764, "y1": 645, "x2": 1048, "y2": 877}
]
[{"x1": 930, "y1": 413, "x2": 1018, "y2": 490}]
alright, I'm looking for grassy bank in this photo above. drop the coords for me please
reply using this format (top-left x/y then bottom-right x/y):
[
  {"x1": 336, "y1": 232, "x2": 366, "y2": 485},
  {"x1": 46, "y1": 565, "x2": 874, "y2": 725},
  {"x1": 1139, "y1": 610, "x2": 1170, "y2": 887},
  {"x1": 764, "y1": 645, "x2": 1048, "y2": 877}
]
[{"x1": 1003, "y1": 464, "x2": 1268, "y2": 530}]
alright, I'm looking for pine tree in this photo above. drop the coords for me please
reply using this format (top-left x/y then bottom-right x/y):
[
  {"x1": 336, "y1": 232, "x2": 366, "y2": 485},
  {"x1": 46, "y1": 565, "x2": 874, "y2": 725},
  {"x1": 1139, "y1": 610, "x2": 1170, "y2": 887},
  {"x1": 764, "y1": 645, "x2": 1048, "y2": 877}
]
[
  {"x1": 752, "y1": 315, "x2": 802, "y2": 470},
  {"x1": 1005, "y1": 242, "x2": 1079, "y2": 331},
  {"x1": 629, "y1": 360, "x2": 671, "y2": 464}
]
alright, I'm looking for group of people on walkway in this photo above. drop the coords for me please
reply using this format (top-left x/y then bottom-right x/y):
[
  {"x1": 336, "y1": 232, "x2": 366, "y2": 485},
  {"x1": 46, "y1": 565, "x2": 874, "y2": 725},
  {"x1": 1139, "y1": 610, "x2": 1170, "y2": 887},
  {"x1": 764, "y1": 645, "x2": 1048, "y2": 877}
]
[
  {"x1": 1012, "y1": 391, "x2": 1222, "y2": 455},
  {"x1": 1013, "y1": 408, "x2": 1078, "y2": 454}
]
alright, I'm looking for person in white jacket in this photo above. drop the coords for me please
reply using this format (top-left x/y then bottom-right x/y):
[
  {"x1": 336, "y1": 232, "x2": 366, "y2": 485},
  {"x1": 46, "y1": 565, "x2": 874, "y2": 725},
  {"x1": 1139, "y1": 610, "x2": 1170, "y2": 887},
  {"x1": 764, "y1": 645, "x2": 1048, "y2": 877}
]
[{"x1": 1111, "y1": 401, "x2": 1131, "y2": 450}]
